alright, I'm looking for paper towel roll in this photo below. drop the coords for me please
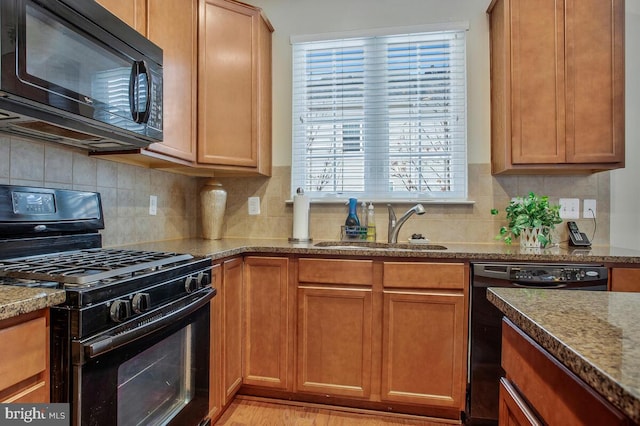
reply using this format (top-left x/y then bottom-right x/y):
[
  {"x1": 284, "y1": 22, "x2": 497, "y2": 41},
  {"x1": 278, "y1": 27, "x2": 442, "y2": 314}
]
[{"x1": 292, "y1": 192, "x2": 310, "y2": 241}]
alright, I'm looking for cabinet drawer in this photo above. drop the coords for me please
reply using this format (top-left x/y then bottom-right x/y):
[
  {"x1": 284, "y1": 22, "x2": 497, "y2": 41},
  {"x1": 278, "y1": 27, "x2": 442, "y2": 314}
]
[
  {"x1": 1, "y1": 380, "x2": 47, "y2": 403},
  {"x1": 0, "y1": 316, "x2": 47, "y2": 391},
  {"x1": 298, "y1": 258, "x2": 373, "y2": 286},
  {"x1": 383, "y1": 262, "x2": 465, "y2": 289}
]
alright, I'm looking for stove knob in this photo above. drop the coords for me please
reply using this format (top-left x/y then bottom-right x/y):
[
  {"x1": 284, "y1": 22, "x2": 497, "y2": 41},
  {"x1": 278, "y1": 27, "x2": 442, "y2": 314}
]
[
  {"x1": 185, "y1": 276, "x2": 198, "y2": 293},
  {"x1": 197, "y1": 272, "x2": 210, "y2": 288},
  {"x1": 110, "y1": 300, "x2": 131, "y2": 323},
  {"x1": 132, "y1": 292, "x2": 151, "y2": 314}
]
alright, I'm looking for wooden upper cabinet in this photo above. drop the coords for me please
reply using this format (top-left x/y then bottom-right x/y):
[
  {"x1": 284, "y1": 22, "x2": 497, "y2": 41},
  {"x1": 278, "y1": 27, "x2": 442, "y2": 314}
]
[
  {"x1": 96, "y1": 0, "x2": 197, "y2": 162},
  {"x1": 488, "y1": 0, "x2": 624, "y2": 174},
  {"x1": 198, "y1": 0, "x2": 273, "y2": 175},
  {"x1": 145, "y1": 0, "x2": 198, "y2": 161},
  {"x1": 95, "y1": 0, "x2": 146, "y2": 33}
]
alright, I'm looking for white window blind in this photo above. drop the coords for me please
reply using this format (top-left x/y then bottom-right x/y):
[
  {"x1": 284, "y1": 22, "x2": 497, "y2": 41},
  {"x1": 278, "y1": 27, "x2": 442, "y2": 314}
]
[{"x1": 291, "y1": 28, "x2": 468, "y2": 201}]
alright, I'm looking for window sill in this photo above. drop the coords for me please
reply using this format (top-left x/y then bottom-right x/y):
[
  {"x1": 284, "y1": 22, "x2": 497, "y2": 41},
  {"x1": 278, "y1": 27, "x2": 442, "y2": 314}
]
[{"x1": 285, "y1": 198, "x2": 476, "y2": 206}]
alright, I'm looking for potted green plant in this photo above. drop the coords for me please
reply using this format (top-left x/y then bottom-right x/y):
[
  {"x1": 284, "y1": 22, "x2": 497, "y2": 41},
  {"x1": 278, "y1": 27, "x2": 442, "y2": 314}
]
[{"x1": 491, "y1": 192, "x2": 562, "y2": 248}]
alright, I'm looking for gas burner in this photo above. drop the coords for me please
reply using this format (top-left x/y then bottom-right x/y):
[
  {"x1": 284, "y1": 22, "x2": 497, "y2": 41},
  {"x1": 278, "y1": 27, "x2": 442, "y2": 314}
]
[{"x1": 0, "y1": 249, "x2": 193, "y2": 285}]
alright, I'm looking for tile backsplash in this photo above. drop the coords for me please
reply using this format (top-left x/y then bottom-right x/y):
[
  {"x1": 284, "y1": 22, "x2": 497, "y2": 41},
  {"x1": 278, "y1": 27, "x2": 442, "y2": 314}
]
[
  {"x1": 0, "y1": 136, "x2": 200, "y2": 247},
  {"x1": 1, "y1": 135, "x2": 610, "y2": 247},
  {"x1": 217, "y1": 165, "x2": 610, "y2": 246}
]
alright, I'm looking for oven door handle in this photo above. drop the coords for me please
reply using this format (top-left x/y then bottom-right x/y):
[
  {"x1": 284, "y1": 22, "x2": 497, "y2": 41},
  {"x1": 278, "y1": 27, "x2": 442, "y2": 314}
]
[{"x1": 82, "y1": 288, "x2": 215, "y2": 359}]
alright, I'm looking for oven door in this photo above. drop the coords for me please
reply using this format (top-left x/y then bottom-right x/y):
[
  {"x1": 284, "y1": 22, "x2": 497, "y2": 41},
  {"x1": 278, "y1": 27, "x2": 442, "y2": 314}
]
[{"x1": 72, "y1": 290, "x2": 213, "y2": 426}]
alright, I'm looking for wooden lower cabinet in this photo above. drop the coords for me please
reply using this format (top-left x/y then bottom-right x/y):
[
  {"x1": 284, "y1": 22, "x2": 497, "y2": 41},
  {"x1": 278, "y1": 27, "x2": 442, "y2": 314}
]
[
  {"x1": 0, "y1": 310, "x2": 50, "y2": 403},
  {"x1": 381, "y1": 290, "x2": 466, "y2": 408},
  {"x1": 296, "y1": 258, "x2": 374, "y2": 399},
  {"x1": 381, "y1": 262, "x2": 467, "y2": 411},
  {"x1": 297, "y1": 285, "x2": 373, "y2": 398},
  {"x1": 208, "y1": 263, "x2": 223, "y2": 421},
  {"x1": 222, "y1": 258, "x2": 244, "y2": 403},
  {"x1": 501, "y1": 318, "x2": 631, "y2": 425},
  {"x1": 610, "y1": 268, "x2": 640, "y2": 292},
  {"x1": 243, "y1": 256, "x2": 291, "y2": 390},
  {"x1": 216, "y1": 256, "x2": 469, "y2": 422},
  {"x1": 498, "y1": 378, "x2": 542, "y2": 426}
]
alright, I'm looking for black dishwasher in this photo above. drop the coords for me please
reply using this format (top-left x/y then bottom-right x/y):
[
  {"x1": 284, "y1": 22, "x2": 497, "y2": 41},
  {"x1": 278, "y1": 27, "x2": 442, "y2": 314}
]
[{"x1": 466, "y1": 262, "x2": 608, "y2": 425}]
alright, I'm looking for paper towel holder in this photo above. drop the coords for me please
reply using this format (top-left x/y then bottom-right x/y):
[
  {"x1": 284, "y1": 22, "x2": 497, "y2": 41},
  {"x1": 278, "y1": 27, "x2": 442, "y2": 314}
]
[{"x1": 289, "y1": 187, "x2": 312, "y2": 243}]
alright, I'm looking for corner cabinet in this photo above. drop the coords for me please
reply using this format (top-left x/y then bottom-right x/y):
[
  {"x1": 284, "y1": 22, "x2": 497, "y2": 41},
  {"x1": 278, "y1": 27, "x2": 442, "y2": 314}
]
[
  {"x1": 487, "y1": 0, "x2": 624, "y2": 174},
  {"x1": 198, "y1": 0, "x2": 273, "y2": 176},
  {"x1": 243, "y1": 256, "x2": 292, "y2": 390},
  {"x1": 95, "y1": 0, "x2": 273, "y2": 177}
]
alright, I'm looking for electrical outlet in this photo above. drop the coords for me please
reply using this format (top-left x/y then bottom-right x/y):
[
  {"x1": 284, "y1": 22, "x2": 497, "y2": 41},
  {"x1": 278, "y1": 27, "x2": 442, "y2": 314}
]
[
  {"x1": 583, "y1": 199, "x2": 596, "y2": 218},
  {"x1": 149, "y1": 195, "x2": 157, "y2": 216},
  {"x1": 559, "y1": 198, "x2": 580, "y2": 219},
  {"x1": 248, "y1": 196, "x2": 260, "y2": 215}
]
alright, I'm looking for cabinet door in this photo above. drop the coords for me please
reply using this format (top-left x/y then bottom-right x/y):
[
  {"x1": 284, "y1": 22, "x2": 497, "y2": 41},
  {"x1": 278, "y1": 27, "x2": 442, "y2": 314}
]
[
  {"x1": 509, "y1": 0, "x2": 565, "y2": 165},
  {"x1": 0, "y1": 311, "x2": 49, "y2": 403},
  {"x1": 222, "y1": 257, "x2": 243, "y2": 403},
  {"x1": 381, "y1": 290, "x2": 466, "y2": 409},
  {"x1": 95, "y1": 0, "x2": 146, "y2": 33},
  {"x1": 208, "y1": 264, "x2": 223, "y2": 421},
  {"x1": 488, "y1": 0, "x2": 624, "y2": 173},
  {"x1": 499, "y1": 378, "x2": 542, "y2": 426},
  {"x1": 297, "y1": 286, "x2": 373, "y2": 398},
  {"x1": 564, "y1": 0, "x2": 624, "y2": 164},
  {"x1": 243, "y1": 257, "x2": 291, "y2": 390},
  {"x1": 145, "y1": 0, "x2": 198, "y2": 161},
  {"x1": 610, "y1": 268, "x2": 640, "y2": 292},
  {"x1": 198, "y1": 0, "x2": 272, "y2": 174}
]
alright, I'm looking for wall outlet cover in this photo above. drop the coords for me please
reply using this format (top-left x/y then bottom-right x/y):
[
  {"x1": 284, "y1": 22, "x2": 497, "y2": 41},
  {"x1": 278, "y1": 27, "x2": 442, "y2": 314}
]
[
  {"x1": 149, "y1": 195, "x2": 158, "y2": 216},
  {"x1": 559, "y1": 198, "x2": 580, "y2": 219},
  {"x1": 583, "y1": 199, "x2": 596, "y2": 218},
  {"x1": 248, "y1": 196, "x2": 261, "y2": 215}
]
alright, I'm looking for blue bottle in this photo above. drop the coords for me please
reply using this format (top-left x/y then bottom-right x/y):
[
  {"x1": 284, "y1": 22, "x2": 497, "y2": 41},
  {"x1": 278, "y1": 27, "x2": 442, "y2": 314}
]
[{"x1": 345, "y1": 198, "x2": 360, "y2": 236}]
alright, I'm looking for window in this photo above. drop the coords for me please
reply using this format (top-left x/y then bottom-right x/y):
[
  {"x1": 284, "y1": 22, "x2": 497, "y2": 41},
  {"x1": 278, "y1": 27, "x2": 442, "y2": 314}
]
[{"x1": 291, "y1": 26, "x2": 468, "y2": 201}]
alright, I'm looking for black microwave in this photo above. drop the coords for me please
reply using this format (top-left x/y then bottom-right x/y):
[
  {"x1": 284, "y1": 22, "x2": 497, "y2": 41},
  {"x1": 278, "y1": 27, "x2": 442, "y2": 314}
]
[{"x1": 0, "y1": 0, "x2": 163, "y2": 151}]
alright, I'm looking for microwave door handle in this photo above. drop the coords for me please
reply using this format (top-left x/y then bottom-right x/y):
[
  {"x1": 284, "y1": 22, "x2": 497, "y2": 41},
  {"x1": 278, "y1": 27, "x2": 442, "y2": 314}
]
[
  {"x1": 129, "y1": 61, "x2": 139, "y2": 122},
  {"x1": 136, "y1": 60, "x2": 152, "y2": 124}
]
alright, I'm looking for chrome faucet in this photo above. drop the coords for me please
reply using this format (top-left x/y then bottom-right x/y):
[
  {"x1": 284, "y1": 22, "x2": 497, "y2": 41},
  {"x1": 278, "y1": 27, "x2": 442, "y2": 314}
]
[{"x1": 387, "y1": 204, "x2": 426, "y2": 243}]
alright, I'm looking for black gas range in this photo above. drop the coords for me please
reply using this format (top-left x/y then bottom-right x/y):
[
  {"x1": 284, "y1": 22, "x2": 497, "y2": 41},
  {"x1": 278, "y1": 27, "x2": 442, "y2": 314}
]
[{"x1": 0, "y1": 185, "x2": 214, "y2": 426}]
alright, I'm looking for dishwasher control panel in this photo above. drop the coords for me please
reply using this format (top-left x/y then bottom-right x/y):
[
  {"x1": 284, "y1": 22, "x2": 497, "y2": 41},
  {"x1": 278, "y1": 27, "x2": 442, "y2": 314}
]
[
  {"x1": 509, "y1": 266, "x2": 604, "y2": 282},
  {"x1": 473, "y1": 263, "x2": 608, "y2": 288}
]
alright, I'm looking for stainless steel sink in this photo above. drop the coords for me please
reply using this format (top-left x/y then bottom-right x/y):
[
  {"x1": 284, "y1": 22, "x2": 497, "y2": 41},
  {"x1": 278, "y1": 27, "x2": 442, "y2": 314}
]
[{"x1": 313, "y1": 241, "x2": 447, "y2": 251}]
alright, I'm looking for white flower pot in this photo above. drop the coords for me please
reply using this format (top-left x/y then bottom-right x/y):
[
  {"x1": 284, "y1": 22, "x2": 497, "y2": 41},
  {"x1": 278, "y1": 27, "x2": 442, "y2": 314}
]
[{"x1": 520, "y1": 226, "x2": 543, "y2": 249}]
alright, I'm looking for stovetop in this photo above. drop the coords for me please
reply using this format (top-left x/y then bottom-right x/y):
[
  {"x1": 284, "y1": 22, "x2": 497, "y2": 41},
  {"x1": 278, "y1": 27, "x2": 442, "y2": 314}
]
[{"x1": 0, "y1": 248, "x2": 194, "y2": 286}]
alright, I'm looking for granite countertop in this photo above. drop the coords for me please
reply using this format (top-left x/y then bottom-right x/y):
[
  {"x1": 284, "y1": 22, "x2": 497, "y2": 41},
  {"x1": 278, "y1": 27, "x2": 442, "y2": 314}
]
[
  {"x1": 487, "y1": 287, "x2": 640, "y2": 423},
  {"x1": 0, "y1": 286, "x2": 66, "y2": 322},
  {"x1": 116, "y1": 237, "x2": 640, "y2": 264}
]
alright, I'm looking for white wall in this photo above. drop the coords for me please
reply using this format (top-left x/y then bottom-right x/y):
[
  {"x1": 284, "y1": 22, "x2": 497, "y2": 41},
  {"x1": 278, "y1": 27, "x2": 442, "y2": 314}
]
[
  {"x1": 611, "y1": 0, "x2": 640, "y2": 250},
  {"x1": 251, "y1": 0, "x2": 492, "y2": 167}
]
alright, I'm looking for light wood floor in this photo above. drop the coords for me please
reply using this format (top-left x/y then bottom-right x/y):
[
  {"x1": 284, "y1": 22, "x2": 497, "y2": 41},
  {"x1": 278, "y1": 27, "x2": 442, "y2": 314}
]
[{"x1": 214, "y1": 398, "x2": 459, "y2": 426}]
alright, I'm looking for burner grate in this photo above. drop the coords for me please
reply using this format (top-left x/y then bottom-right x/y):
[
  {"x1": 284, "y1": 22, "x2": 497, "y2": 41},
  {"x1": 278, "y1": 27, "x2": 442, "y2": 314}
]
[{"x1": 0, "y1": 249, "x2": 193, "y2": 285}]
